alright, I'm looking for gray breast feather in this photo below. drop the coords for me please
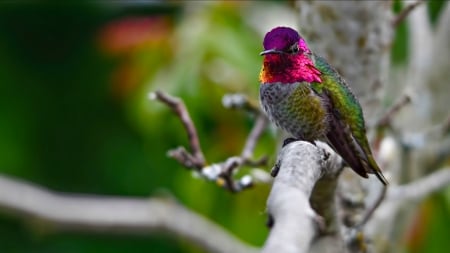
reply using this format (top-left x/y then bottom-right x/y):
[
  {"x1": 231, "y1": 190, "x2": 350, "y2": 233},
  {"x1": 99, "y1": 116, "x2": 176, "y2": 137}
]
[
  {"x1": 260, "y1": 82, "x2": 298, "y2": 105},
  {"x1": 260, "y1": 82, "x2": 327, "y2": 141}
]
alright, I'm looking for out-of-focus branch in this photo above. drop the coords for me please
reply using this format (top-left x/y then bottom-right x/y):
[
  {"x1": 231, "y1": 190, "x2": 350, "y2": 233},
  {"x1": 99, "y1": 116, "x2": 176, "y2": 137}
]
[
  {"x1": 241, "y1": 115, "x2": 268, "y2": 161},
  {"x1": 151, "y1": 90, "x2": 270, "y2": 192},
  {"x1": 356, "y1": 186, "x2": 387, "y2": 229},
  {"x1": 222, "y1": 93, "x2": 261, "y2": 115},
  {"x1": 392, "y1": 0, "x2": 425, "y2": 27},
  {"x1": 366, "y1": 168, "x2": 450, "y2": 250},
  {"x1": 442, "y1": 116, "x2": 450, "y2": 135},
  {"x1": 387, "y1": 168, "x2": 450, "y2": 202},
  {"x1": 262, "y1": 141, "x2": 344, "y2": 253},
  {"x1": 201, "y1": 108, "x2": 269, "y2": 192},
  {"x1": 151, "y1": 90, "x2": 205, "y2": 168},
  {"x1": 0, "y1": 174, "x2": 259, "y2": 253},
  {"x1": 401, "y1": 116, "x2": 450, "y2": 150},
  {"x1": 427, "y1": 2, "x2": 450, "y2": 121},
  {"x1": 375, "y1": 94, "x2": 411, "y2": 128}
]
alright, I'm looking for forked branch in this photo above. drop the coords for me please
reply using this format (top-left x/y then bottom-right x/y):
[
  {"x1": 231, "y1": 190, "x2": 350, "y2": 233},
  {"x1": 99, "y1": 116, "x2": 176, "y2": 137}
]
[
  {"x1": 151, "y1": 90, "x2": 270, "y2": 192},
  {"x1": 151, "y1": 91, "x2": 206, "y2": 169}
]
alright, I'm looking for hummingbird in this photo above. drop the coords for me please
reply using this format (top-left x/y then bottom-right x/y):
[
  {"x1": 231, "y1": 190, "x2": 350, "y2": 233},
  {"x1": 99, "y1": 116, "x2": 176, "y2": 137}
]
[{"x1": 259, "y1": 26, "x2": 388, "y2": 185}]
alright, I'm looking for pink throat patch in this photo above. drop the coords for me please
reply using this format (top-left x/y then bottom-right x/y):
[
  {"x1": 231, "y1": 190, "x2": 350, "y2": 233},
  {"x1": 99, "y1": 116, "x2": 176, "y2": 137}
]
[{"x1": 260, "y1": 54, "x2": 322, "y2": 84}]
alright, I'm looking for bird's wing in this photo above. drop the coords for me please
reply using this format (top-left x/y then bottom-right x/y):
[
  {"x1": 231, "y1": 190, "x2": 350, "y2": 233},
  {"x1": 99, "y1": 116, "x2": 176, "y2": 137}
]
[
  {"x1": 318, "y1": 88, "x2": 370, "y2": 179},
  {"x1": 311, "y1": 54, "x2": 388, "y2": 185}
]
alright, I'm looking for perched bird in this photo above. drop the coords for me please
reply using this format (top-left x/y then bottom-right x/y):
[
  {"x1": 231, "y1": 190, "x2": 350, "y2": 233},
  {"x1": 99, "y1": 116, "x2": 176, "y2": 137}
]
[{"x1": 259, "y1": 26, "x2": 388, "y2": 185}]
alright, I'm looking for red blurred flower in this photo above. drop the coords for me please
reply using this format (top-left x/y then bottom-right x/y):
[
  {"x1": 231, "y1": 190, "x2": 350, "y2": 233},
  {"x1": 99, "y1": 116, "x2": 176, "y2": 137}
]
[{"x1": 98, "y1": 16, "x2": 172, "y2": 55}]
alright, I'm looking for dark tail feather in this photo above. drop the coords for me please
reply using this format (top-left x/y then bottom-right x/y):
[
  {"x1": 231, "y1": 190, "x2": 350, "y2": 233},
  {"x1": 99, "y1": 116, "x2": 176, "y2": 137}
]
[
  {"x1": 373, "y1": 169, "x2": 389, "y2": 185},
  {"x1": 326, "y1": 129, "x2": 369, "y2": 179},
  {"x1": 326, "y1": 127, "x2": 388, "y2": 185},
  {"x1": 366, "y1": 153, "x2": 389, "y2": 185},
  {"x1": 318, "y1": 91, "x2": 388, "y2": 185}
]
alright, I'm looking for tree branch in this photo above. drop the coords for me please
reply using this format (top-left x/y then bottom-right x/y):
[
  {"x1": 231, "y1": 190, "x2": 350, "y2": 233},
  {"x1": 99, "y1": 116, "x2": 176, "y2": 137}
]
[
  {"x1": 262, "y1": 141, "x2": 343, "y2": 253},
  {"x1": 0, "y1": 174, "x2": 258, "y2": 253},
  {"x1": 151, "y1": 90, "x2": 270, "y2": 192},
  {"x1": 374, "y1": 94, "x2": 411, "y2": 128},
  {"x1": 356, "y1": 185, "x2": 387, "y2": 229},
  {"x1": 222, "y1": 92, "x2": 269, "y2": 163},
  {"x1": 241, "y1": 114, "x2": 269, "y2": 161},
  {"x1": 222, "y1": 93, "x2": 262, "y2": 115},
  {"x1": 150, "y1": 90, "x2": 206, "y2": 168},
  {"x1": 387, "y1": 168, "x2": 450, "y2": 202},
  {"x1": 392, "y1": 0, "x2": 425, "y2": 27}
]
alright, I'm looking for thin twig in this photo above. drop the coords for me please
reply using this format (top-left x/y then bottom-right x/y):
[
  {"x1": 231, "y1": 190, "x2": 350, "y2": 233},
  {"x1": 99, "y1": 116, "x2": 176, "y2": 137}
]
[
  {"x1": 375, "y1": 94, "x2": 411, "y2": 128},
  {"x1": 152, "y1": 90, "x2": 206, "y2": 168},
  {"x1": 392, "y1": 0, "x2": 425, "y2": 27},
  {"x1": 426, "y1": 115, "x2": 450, "y2": 137},
  {"x1": 401, "y1": 115, "x2": 450, "y2": 149},
  {"x1": 222, "y1": 93, "x2": 262, "y2": 115},
  {"x1": 151, "y1": 91, "x2": 270, "y2": 192},
  {"x1": 241, "y1": 114, "x2": 268, "y2": 160},
  {"x1": 442, "y1": 116, "x2": 450, "y2": 135},
  {"x1": 222, "y1": 107, "x2": 269, "y2": 191},
  {"x1": 167, "y1": 147, "x2": 199, "y2": 169},
  {"x1": 356, "y1": 185, "x2": 387, "y2": 229}
]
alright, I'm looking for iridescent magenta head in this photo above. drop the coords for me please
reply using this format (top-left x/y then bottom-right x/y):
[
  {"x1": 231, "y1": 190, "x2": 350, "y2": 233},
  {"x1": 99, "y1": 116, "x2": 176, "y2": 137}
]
[
  {"x1": 259, "y1": 27, "x2": 321, "y2": 84},
  {"x1": 260, "y1": 27, "x2": 310, "y2": 56}
]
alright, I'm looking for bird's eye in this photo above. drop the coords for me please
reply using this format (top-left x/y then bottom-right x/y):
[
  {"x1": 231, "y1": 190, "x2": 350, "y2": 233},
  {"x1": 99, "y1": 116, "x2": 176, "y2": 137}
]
[{"x1": 288, "y1": 43, "x2": 300, "y2": 54}]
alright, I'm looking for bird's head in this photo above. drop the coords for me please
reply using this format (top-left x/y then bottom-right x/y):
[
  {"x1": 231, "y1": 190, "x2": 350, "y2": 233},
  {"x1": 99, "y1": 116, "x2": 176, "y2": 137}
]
[
  {"x1": 260, "y1": 26, "x2": 310, "y2": 56},
  {"x1": 259, "y1": 26, "x2": 321, "y2": 84}
]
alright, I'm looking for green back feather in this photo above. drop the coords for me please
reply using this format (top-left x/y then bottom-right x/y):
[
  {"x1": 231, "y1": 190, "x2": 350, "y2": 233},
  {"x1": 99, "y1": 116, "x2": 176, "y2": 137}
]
[{"x1": 311, "y1": 54, "x2": 384, "y2": 178}]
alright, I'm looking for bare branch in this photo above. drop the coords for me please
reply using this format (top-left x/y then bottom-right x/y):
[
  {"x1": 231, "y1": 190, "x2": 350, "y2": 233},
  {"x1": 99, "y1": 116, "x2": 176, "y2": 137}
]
[
  {"x1": 375, "y1": 94, "x2": 411, "y2": 128},
  {"x1": 241, "y1": 114, "x2": 269, "y2": 160},
  {"x1": 387, "y1": 168, "x2": 450, "y2": 202},
  {"x1": 151, "y1": 91, "x2": 270, "y2": 192},
  {"x1": 203, "y1": 114, "x2": 268, "y2": 191},
  {"x1": 0, "y1": 174, "x2": 258, "y2": 253},
  {"x1": 167, "y1": 146, "x2": 200, "y2": 169},
  {"x1": 151, "y1": 90, "x2": 206, "y2": 168},
  {"x1": 356, "y1": 185, "x2": 387, "y2": 229},
  {"x1": 262, "y1": 141, "x2": 343, "y2": 253},
  {"x1": 442, "y1": 115, "x2": 450, "y2": 135},
  {"x1": 215, "y1": 97, "x2": 270, "y2": 192},
  {"x1": 202, "y1": 154, "x2": 268, "y2": 192},
  {"x1": 222, "y1": 93, "x2": 269, "y2": 163},
  {"x1": 222, "y1": 93, "x2": 262, "y2": 115},
  {"x1": 392, "y1": 0, "x2": 425, "y2": 27},
  {"x1": 401, "y1": 116, "x2": 450, "y2": 149}
]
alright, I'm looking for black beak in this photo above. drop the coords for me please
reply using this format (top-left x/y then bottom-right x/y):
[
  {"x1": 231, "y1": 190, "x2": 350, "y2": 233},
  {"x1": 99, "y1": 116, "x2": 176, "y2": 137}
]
[{"x1": 260, "y1": 49, "x2": 284, "y2": 56}]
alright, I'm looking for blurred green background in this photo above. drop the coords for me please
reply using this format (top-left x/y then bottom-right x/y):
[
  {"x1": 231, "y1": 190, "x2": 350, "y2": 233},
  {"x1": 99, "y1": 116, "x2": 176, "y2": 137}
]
[{"x1": 0, "y1": 1, "x2": 448, "y2": 253}]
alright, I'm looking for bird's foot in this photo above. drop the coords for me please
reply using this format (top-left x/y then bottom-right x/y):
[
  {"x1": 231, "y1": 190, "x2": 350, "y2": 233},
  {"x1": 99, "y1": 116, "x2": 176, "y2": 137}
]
[
  {"x1": 266, "y1": 214, "x2": 274, "y2": 228},
  {"x1": 270, "y1": 160, "x2": 281, "y2": 177},
  {"x1": 282, "y1": 137, "x2": 299, "y2": 147},
  {"x1": 283, "y1": 136, "x2": 319, "y2": 147}
]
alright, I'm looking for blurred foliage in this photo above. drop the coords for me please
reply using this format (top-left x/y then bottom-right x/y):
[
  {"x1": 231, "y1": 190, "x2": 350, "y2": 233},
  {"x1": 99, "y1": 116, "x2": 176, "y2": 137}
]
[
  {"x1": 0, "y1": 1, "x2": 448, "y2": 253},
  {"x1": 0, "y1": 2, "x2": 273, "y2": 252},
  {"x1": 391, "y1": 0, "x2": 409, "y2": 65},
  {"x1": 391, "y1": 0, "x2": 446, "y2": 65}
]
